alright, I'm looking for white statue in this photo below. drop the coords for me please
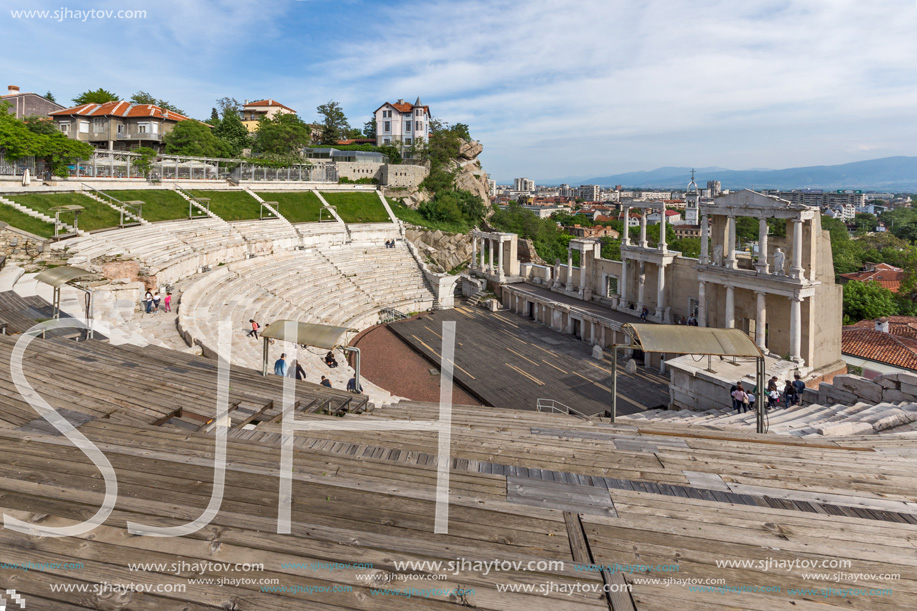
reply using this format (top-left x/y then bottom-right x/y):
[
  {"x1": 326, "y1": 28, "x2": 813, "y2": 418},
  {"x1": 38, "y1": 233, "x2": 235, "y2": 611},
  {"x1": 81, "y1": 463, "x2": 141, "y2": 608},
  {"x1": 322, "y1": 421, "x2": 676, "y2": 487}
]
[
  {"x1": 712, "y1": 244, "x2": 723, "y2": 266},
  {"x1": 773, "y1": 248, "x2": 785, "y2": 275}
]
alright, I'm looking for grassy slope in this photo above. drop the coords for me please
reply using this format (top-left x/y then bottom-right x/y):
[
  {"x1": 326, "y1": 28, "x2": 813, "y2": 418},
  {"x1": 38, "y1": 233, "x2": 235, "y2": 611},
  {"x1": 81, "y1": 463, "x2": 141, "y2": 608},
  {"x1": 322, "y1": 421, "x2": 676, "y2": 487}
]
[
  {"x1": 187, "y1": 190, "x2": 261, "y2": 221},
  {"x1": 11, "y1": 193, "x2": 121, "y2": 231},
  {"x1": 319, "y1": 191, "x2": 390, "y2": 223},
  {"x1": 0, "y1": 203, "x2": 54, "y2": 238},
  {"x1": 105, "y1": 190, "x2": 189, "y2": 222},
  {"x1": 388, "y1": 197, "x2": 473, "y2": 233},
  {"x1": 256, "y1": 192, "x2": 324, "y2": 223}
]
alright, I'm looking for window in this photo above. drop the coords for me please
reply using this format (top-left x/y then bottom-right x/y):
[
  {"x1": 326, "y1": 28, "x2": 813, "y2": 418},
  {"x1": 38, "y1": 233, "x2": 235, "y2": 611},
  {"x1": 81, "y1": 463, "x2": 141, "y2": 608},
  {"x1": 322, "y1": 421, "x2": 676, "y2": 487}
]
[
  {"x1": 137, "y1": 122, "x2": 149, "y2": 134},
  {"x1": 384, "y1": 121, "x2": 390, "y2": 132},
  {"x1": 116, "y1": 123, "x2": 124, "y2": 134},
  {"x1": 415, "y1": 109, "x2": 422, "y2": 116},
  {"x1": 382, "y1": 110, "x2": 392, "y2": 118},
  {"x1": 152, "y1": 122, "x2": 159, "y2": 134},
  {"x1": 58, "y1": 121, "x2": 70, "y2": 133},
  {"x1": 405, "y1": 138, "x2": 412, "y2": 145},
  {"x1": 416, "y1": 121, "x2": 422, "y2": 132},
  {"x1": 79, "y1": 121, "x2": 89, "y2": 134},
  {"x1": 383, "y1": 138, "x2": 390, "y2": 144},
  {"x1": 405, "y1": 121, "x2": 412, "y2": 132},
  {"x1": 92, "y1": 118, "x2": 105, "y2": 132},
  {"x1": 605, "y1": 276, "x2": 618, "y2": 297}
]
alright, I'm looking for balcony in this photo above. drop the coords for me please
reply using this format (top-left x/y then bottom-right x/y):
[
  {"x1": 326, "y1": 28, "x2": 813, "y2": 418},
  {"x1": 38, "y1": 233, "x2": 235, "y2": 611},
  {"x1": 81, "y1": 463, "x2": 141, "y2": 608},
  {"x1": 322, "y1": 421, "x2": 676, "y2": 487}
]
[{"x1": 116, "y1": 132, "x2": 162, "y2": 142}]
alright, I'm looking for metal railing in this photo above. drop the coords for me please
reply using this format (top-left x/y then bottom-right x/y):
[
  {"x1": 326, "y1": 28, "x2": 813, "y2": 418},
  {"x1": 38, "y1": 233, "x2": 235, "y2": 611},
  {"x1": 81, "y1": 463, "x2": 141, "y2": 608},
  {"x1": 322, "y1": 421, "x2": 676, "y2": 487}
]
[
  {"x1": 379, "y1": 308, "x2": 409, "y2": 324},
  {"x1": 81, "y1": 183, "x2": 143, "y2": 226},
  {"x1": 535, "y1": 398, "x2": 589, "y2": 420}
]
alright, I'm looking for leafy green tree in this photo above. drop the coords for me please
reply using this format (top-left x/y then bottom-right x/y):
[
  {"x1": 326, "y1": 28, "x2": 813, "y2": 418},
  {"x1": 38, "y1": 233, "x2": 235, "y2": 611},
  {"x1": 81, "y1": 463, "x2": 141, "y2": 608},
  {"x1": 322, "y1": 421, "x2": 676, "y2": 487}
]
[
  {"x1": 0, "y1": 102, "x2": 92, "y2": 176},
  {"x1": 852, "y1": 213, "x2": 878, "y2": 235},
  {"x1": 842, "y1": 280, "x2": 900, "y2": 324},
  {"x1": 735, "y1": 216, "x2": 759, "y2": 243},
  {"x1": 163, "y1": 121, "x2": 231, "y2": 157},
  {"x1": 671, "y1": 237, "x2": 701, "y2": 258},
  {"x1": 316, "y1": 100, "x2": 351, "y2": 144},
  {"x1": 72, "y1": 88, "x2": 119, "y2": 105},
  {"x1": 22, "y1": 116, "x2": 58, "y2": 136},
  {"x1": 129, "y1": 91, "x2": 185, "y2": 115},
  {"x1": 363, "y1": 118, "x2": 376, "y2": 139},
  {"x1": 490, "y1": 201, "x2": 572, "y2": 263},
  {"x1": 214, "y1": 110, "x2": 250, "y2": 157},
  {"x1": 131, "y1": 147, "x2": 158, "y2": 178},
  {"x1": 207, "y1": 108, "x2": 220, "y2": 126},
  {"x1": 895, "y1": 222, "x2": 917, "y2": 244},
  {"x1": 767, "y1": 217, "x2": 787, "y2": 237},
  {"x1": 821, "y1": 215, "x2": 850, "y2": 243},
  {"x1": 252, "y1": 113, "x2": 311, "y2": 157},
  {"x1": 44, "y1": 91, "x2": 56, "y2": 103}
]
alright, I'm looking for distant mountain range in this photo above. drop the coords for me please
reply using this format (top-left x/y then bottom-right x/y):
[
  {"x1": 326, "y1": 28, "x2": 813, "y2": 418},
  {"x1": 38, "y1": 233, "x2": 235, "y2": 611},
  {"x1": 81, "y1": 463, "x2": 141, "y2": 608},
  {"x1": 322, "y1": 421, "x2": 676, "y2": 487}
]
[{"x1": 525, "y1": 157, "x2": 917, "y2": 191}]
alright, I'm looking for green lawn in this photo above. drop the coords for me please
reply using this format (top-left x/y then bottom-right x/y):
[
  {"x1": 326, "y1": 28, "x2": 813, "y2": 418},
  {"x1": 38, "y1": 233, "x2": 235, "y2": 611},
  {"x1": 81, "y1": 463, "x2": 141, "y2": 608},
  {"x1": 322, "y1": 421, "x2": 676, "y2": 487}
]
[
  {"x1": 388, "y1": 198, "x2": 473, "y2": 233},
  {"x1": 320, "y1": 191, "x2": 391, "y2": 223},
  {"x1": 256, "y1": 191, "x2": 325, "y2": 223},
  {"x1": 187, "y1": 190, "x2": 262, "y2": 221},
  {"x1": 105, "y1": 190, "x2": 189, "y2": 222},
  {"x1": 11, "y1": 193, "x2": 122, "y2": 232},
  {"x1": 0, "y1": 203, "x2": 54, "y2": 238}
]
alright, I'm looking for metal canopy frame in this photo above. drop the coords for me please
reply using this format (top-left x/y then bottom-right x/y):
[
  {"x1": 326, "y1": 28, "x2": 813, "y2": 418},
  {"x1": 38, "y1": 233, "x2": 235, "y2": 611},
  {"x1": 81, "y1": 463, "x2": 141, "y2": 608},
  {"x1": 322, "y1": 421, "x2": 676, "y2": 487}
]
[
  {"x1": 34, "y1": 265, "x2": 103, "y2": 340},
  {"x1": 260, "y1": 320, "x2": 362, "y2": 389},
  {"x1": 189, "y1": 197, "x2": 210, "y2": 219},
  {"x1": 260, "y1": 201, "x2": 280, "y2": 221},
  {"x1": 50, "y1": 205, "x2": 83, "y2": 240},
  {"x1": 610, "y1": 323, "x2": 767, "y2": 433}
]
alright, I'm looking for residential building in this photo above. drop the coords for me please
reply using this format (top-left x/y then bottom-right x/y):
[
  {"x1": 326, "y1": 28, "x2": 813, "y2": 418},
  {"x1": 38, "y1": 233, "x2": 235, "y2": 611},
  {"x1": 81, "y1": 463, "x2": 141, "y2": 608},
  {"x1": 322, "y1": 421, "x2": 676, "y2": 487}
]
[
  {"x1": 239, "y1": 99, "x2": 296, "y2": 133},
  {"x1": 706, "y1": 180, "x2": 722, "y2": 197},
  {"x1": 487, "y1": 179, "x2": 496, "y2": 197},
  {"x1": 646, "y1": 209, "x2": 682, "y2": 225},
  {"x1": 2, "y1": 85, "x2": 63, "y2": 119},
  {"x1": 374, "y1": 97, "x2": 431, "y2": 149},
  {"x1": 514, "y1": 178, "x2": 535, "y2": 192},
  {"x1": 578, "y1": 185, "x2": 600, "y2": 201},
  {"x1": 674, "y1": 224, "x2": 702, "y2": 239},
  {"x1": 49, "y1": 101, "x2": 198, "y2": 152},
  {"x1": 842, "y1": 317, "x2": 917, "y2": 375},
  {"x1": 565, "y1": 224, "x2": 619, "y2": 239},
  {"x1": 838, "y1": 263, "x2": 906, "y2": 293}
]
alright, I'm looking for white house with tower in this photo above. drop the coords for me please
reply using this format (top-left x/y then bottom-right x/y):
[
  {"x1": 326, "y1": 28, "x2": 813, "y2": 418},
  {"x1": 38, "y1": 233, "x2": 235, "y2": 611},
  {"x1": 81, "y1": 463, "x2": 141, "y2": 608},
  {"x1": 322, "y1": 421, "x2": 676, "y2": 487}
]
[{"x1": 374, "y1": 97, "x2": 431, "y2": 149}]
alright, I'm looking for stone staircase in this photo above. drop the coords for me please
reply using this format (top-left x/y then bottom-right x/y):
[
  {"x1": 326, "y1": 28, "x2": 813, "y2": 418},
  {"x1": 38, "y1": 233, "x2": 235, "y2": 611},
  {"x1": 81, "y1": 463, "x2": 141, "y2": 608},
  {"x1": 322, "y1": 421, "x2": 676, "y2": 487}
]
[
  {"x1": 466, "y1": 290, "x2": 486, "y2": 307},
  {"x1": 620, "y1": 400, "x2": 917, "y2": 436},
  {"x1": 0, "y1": 195, "x2": 83, "y2": 235},
  {"x1": 81, "y1": 188, "x2": 149, "y2": 225},
  {"x1": 172, "y1": 185, "x2": 231, "y2": 225},
  {"x1": 242, "y1": 187, "x2": 305, "y2": 247}
]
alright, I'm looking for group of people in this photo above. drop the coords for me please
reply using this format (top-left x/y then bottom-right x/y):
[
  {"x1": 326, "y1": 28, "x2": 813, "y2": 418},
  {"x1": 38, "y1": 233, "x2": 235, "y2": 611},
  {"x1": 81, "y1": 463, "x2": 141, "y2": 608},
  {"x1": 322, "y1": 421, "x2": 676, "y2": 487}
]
[
  {"x1": 143, "y1": 290, "x2": 171, "y2": 314},
  {"x1": 384, "y1": 239, "x2": 397, "y2": 248},
  {"x1": 271, "y1": 352, "x2": 362, "y2": 392},
  {"x1": 731, "y1": 374, "x2": 807, "y2": 413}
]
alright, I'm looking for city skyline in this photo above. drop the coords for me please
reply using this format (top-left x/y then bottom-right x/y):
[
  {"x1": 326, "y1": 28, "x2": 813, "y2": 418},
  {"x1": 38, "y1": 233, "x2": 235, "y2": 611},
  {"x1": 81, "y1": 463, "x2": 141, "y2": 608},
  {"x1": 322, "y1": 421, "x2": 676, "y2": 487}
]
[{"x1": 5, "y1": 0, "x2": 916, "y2": 181}]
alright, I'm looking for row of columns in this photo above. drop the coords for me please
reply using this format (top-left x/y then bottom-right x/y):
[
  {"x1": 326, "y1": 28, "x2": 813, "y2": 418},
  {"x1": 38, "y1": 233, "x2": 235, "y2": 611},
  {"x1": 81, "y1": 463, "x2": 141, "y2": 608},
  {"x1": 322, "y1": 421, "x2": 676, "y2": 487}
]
[
  {"x1": 697, "y1": 280, "x2": 804, "y2": 363},
  {"x1": 471, "y1": 234, "x2": 504, "y2": 278},
  {"x1": 620, "y1": 205, "x2": 667, "y2": 253},
  {"x1": 507, "y1": 290, "x2": 623, "y2": 348},
  {"x1": 700, "y1": 212, "x2": 806, "y2": 281}
]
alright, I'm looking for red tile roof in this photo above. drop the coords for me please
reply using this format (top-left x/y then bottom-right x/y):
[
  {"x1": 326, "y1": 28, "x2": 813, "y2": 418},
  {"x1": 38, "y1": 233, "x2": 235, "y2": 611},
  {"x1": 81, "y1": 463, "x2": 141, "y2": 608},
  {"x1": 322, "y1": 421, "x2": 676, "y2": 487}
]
[
  {"x1": 840, "y1": 263, "x2": 905, "y2": 293},
  {"x1": 851, "y1": 317, "x2": 917, "y2": 340},
  {"x1": 842, "y1": 326, "x2": 917, "y2": 370},
  {"x1": 335, "y1": 138, "x2": 376, "y2": 145},
  {"x1": 243, "y1": 99, "x2": 295, "y2": 112},
  {"x1": 375, "y1": 101, "x2": 431, "y2": 115},
  {"x1": 49, "y1": 101, "x2": 195, "y2": 123}
]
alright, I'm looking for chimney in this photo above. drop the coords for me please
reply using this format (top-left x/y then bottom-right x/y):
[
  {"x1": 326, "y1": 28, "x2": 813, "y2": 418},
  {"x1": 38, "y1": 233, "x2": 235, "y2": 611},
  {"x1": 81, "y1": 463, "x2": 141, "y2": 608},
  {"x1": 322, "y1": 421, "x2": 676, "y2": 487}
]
[
  {"x1": 875, "y1": 317, "x2": 890, "y2": 333},
  {"x1": 7, "y1": 85, "x2": 19, "y2": 95},
  {"x1": 397, "y1": 99, "x2": 404, "y2": 104}
]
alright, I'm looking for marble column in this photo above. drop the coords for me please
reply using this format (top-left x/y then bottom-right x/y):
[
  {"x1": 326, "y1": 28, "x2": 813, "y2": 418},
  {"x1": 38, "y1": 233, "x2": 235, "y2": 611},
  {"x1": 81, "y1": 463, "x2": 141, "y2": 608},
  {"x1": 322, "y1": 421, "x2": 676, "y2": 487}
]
[
  {"x1": 637, "y1": 261, "x2": 646, "y2": 310},
  {"x1": 755, "y1": 290, "x2": 767, "y2": 350},
  {"x1": 725, "y1": 215, "x2": 737, "y2": 269},
  {"x1": 621, "y1": 206, "x2": 631, "y2": 245},
  {"x1": 639, "y1": 209, "x2": 648, "y2": 248},
  {"x1": 471, "y1": 235, "x2": 478, "y2": 270},
  {"x1": 566, "y1": 248, "x2": 574, "y2": 292},
  {"x1": 479, "y1": 236, "x2": 485, "y2": 270},
  {"x1": 620, "y1": 259, "x2": 629, "y2": 307},
  {"x1": 579, "y1": 250, "x2": 588, "y2": 294},
  {"x1": 488, "y1": 238, "x2": 494, "y2": 274},
  {"x1": 497, "y1": 238, "x2": 504, "y2": 279},
  {"x1": 697, "y1": 281, "x2": 707, "y2": 327},
  {"x1": 658, "y1": 208, "x2": 667, "y2": 253},
  {"x1": 655, "y1": 263, "x2": 666, "y2": 319},
  {"x1": 789, "y1": 295, "x2": 803, "y2": 363},
  {"x1": 725, "y1": 285, "x2": 735, "y2": 329},
  {"x1": 756, "y1": 217, "x2": 769, "y2": 274},
  {"x1": 699, "y1": 214, "x2": 709, "y2": 264},
  {"x1": 790, "y1": 218, "x2": 805, "y2": 280}
]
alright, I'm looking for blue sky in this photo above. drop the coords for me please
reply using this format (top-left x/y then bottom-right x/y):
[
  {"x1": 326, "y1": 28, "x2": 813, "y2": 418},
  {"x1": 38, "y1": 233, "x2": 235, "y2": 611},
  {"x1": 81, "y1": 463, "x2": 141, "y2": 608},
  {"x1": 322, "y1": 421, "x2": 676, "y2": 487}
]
[{"x1": 4, "y1": 0, "x2": 917, "y2": 182}]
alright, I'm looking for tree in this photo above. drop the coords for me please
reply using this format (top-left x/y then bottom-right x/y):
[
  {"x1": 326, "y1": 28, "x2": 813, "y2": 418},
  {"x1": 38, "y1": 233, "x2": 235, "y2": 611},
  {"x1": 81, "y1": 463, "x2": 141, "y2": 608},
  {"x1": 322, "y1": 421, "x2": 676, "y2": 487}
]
[
  {"x1": 671, "y1": 237, "x2": 701, "y2": 258},
  {"x1": 130, "y1": 91, "x2": 185, "y2": 115},
  {"x1": 72, "y1": 88, "x2": 119, "y2": 105},
  {"x1": 735, "y1": 216, "x2": 759, "y2": 243},
  {"x1": 44, "y1": 91, "x2": 56, "y2": 103},
  {"x1": 163, "y1": 121, "x2": 231, "y2": 158},
  {"x1": 852, "y1": 213, "x2": 878, "y2": 235},
  {"x1": 842, "y1": 280, "x2": 899, "y2": 325},
  {"x1": 214, "y1": 110, "x2": 250, "y2": 157},
  {"x1": 363, "y1": 117, "x2": 376, "y2": 139},
  {"x1": 316, "y1": 100, "x2": 351, "y2": 145},
  {"x1": 131, "y1": 147, "x2": 158, "y2": 178},
  {"x1": 22, "y1": 116, "x2": 58, "y2": 136},
  {"x1": 0, "y1": 103, "x2": 92, "y2": 176},
  {"x1": 897, "y1": 222, "x2": 917, "y2": 244},
  {"x1": 252, "y1": 113, "x2": 311, "y2": 157},
  {"x1": 207, "y1": 108, "x2": 220, "y2": 126}
]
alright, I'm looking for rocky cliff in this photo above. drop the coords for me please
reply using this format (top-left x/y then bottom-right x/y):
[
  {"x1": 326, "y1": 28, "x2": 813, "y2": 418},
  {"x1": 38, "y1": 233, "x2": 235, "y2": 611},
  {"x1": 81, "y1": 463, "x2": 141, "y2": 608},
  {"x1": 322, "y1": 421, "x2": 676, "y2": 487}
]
[
  {"x1": 404, "y1": 227, "x2": 474, "y2": 273},
  {"x1": 401, "y1": 138, "x2": 490, "y2": 209}
]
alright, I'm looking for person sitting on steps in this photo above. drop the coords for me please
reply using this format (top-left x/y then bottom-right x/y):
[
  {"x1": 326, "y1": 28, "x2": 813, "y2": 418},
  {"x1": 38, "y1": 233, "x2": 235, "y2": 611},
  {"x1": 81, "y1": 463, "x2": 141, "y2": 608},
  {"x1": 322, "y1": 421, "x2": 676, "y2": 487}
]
[{"x1": 324, "y1": 351, "x2": 338, "y2": 368}]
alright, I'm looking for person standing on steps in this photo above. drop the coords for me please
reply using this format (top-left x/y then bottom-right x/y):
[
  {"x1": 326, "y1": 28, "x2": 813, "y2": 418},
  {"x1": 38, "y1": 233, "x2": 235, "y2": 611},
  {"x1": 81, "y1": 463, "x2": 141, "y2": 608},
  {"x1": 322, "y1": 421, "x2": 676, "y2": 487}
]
[
  {"x1": 247, "y1": 319, "x2": 260, "y2": 339},
  {"x1": 320, "y1": 375, "x2": 332, "y2": 388},
  {"x1": 163, "y1": 293, "x2": 172, "y2": 313},
  {"x1": 144, "y1": 289, "x2": 153, "y2": 314},
  {"x1": 793, "y1": 374, "x2": 806, "y2": 406},
  {"x1": 274, "y1": 353, "x2": 288, "y2": 376}
]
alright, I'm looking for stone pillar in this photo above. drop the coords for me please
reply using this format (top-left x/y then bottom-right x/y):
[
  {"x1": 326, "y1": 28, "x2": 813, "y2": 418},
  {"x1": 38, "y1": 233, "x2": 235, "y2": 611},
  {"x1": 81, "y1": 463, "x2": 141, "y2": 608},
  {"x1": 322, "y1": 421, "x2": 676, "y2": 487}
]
[
  {"x1": 699, "y1": 214, "x2": 709, "y2": 264},
  {"x1": 591, "y1": 321, "x2": 597, "y2": 345},
  {"x1": 655, "y1": 263, "x2": 666, "y2": 319},
  {"x1": 639, "y1": 209, "x2": 648, "y2": 248},
  {"x1": 479, "y1": 236, "x2": 485, "y2": 270},
  {"x1": 725, "y1": 285, "x2": 735, "y2": 329},
  {"x1": 471, "y1": 235, "x2": 478, "y2": 270},
  {"x1": 755, "y1": 291, "x2": 767, "y2": 350},
  {"x1": 497, "y1": 237, "x2": 504, "y2": 279},
  {"x1": 756, "y1": 217, "x2": 769, "y2": 274},
  {"x1": 579, "y1": 250, "x2": 588, "y2": 294},
  {"x1": 789, "y1": 295, "x2": 803, "y2": 363},
  {"x1": 488, "y1": 238, "x2": 494, "y2": 274},
  {"x1": 566, "y1": 248, "x2": 574, "y2": 292},
  {"x1": 659, "y1": 207, "x2": 667, "y2": 253},
  {"x1": 637, "y1": 261, "x2": 646, "y2": 310},
  {"x1": 790, "y1": 218, "x2": 805, "y2": 280},
  {"x1": 621, "y1": 206, "x2": 631, "y2": 245},
  {"x1": 725, "y1": 215, "x2": 737, "y2": 269},
  {"x1": 620, "y1": 258, "x2": 629, "y2": 306},
  {"x1": 697, "y1": 281, "x2": 707, "y2": 327}
]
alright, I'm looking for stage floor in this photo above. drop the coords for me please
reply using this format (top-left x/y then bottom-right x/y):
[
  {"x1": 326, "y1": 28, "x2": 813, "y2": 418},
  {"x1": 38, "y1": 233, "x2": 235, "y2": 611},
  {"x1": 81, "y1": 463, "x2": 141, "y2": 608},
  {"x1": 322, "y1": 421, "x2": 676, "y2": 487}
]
[{"x1": 388, "y1": 305, "x2": 670, "y2": 416}]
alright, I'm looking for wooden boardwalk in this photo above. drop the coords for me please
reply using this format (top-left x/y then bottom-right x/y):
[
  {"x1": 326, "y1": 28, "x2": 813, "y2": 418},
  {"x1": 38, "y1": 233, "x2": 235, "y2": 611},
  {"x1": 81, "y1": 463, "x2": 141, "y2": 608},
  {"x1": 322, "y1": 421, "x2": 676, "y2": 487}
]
[
  {"x1": 0, "y1": 334, "x2": 914, "y2": 609},
  {"x1": 388, "y1": 306, "x2": 670, "y2": 415}
]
